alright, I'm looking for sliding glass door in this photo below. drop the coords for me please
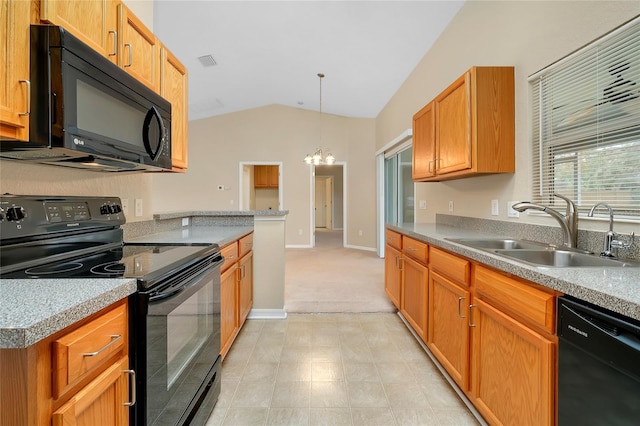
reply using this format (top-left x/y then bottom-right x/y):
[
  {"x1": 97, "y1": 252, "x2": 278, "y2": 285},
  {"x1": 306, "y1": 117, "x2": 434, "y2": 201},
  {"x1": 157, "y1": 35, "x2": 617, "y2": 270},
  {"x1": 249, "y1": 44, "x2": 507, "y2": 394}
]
[{"x1": 385, "y1": 147, "x2": 414, "y2": 224}]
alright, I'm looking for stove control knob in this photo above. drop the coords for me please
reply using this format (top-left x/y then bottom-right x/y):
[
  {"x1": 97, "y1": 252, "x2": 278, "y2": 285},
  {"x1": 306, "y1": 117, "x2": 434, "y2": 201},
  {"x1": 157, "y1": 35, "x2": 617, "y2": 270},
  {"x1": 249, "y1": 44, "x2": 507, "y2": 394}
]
[
  {"x1": 0, "y1": 207, "x2": 4, "y2": 222},
  {"x1": 100, "y1": 205, "x2": 110, "y2": 215},
  {"x1": 112, "y1": 204, "x2": 122, "y2": 214},
  {"x1": 6, "y1": 206, "x2": 26, "y2": 222}
]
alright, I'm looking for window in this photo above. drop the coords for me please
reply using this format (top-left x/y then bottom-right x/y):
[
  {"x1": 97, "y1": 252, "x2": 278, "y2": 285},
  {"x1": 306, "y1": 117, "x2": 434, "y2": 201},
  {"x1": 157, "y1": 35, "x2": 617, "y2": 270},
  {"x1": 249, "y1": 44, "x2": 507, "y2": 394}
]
[
  {"x1": 529, "y1": 16, "x2": 640, "y2": 217},
  {"x1": 385, "y1": 146, "x2": 414, "y2": 224}
]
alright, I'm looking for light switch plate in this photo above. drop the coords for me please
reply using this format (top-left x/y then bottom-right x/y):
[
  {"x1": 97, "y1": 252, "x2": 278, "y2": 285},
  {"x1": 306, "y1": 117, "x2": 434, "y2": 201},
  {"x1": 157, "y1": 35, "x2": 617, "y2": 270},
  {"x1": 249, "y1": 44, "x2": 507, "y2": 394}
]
[
  {"x1": 134, "y1": 199, "x2": 143, "y2": 217},
  {"x1": 419, "y1": 200, "x2": 427, "y2": 210},
  {"x1": 491, "y1": 199, "x2": 499, "y2": 216},
  {"x1": 448, "y1": 201, "x2": 454, "y2": 212}
]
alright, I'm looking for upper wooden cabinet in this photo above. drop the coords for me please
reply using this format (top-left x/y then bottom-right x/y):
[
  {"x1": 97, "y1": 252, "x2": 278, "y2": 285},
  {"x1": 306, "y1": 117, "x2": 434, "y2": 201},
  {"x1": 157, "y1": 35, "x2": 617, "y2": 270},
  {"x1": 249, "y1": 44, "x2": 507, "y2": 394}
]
[
  {"x1": 413, "y1": 66, "x2": 515, "y2": 181},
  {"x1": 412, "y1": 101, "x2": 436, "y2": 180},
  {"x1": 118, "y1": 4, "x2": 160, "y2": 92},
  {"x1": 254, "y1": 165, "x2": 279, "y2": 188},
  {"x1": 39, "y1": 0, "x2": 119, "y2": 63},
  {"x1": 161, "y1": 46, "x2": 188, "y2": 170},
  {"x1": 0, "y1": 0, "x2": 31, "y2": 141}
]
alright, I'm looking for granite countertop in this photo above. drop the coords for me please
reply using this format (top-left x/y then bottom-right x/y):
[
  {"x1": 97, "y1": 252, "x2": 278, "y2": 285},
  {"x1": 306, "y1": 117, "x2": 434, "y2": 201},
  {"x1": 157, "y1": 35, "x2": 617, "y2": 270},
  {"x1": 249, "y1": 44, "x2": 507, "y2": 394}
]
[
  {"x1": 0, "y1": 279, "x2": 137, "y2": 349},
  {"x1": 389, "y1": 223, "x2": 640, "y2": 321},
  {"x1": 127, "y1": 225, "x2": 254, "y2": 247},
  {"x1": 154, "y1": 210, "x2": 288, "y2": 221},
  {"x1": 1, "y1": 226, "x2": 253, "y2": 349}
]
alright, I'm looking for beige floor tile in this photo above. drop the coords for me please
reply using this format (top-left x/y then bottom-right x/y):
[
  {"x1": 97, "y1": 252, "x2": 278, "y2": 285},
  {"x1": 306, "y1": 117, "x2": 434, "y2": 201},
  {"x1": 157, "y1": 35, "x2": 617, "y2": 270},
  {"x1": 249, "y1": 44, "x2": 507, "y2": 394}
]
[
  {"x1": 392, "y1": 407, "x2": 439, "y2": 426},
  {"x1": 343, "y1": 362, "x2": 379, "y2": 382},
  {"x1": 276, "y1": 362, "x2": 312, "y2": 382},
  {"x1": 249, "y1": 344, "x2": 284, "y2": 363},
  {"x1": 267, "y1": 407, "x2": 310, "y2": 425},
  {"x1": 384, "y1": 382, "x2": 430, "y2": 409},
  {"x1": 308, "y1": 346, "x2": 342, "y2": 363},
  {"x1": 347, "y1": 381, "x2": 389, "y2": 408},
  {"x1": 419, "y1": 378, "x2": 465, "y2": 410},
  {"x1": 206, "y1": 405, "x2": 227, "y2": 426},
  {"x1": 217, "y1": 380, "x2": 239, "y2": 407},
  {"x1": 271, "y1": 381, "x2": 311, "y2": 408},
  {"x1": 242, "y1": 362, "x2": 279, "y2": 382},
  {"x1": 222, "y1": 407, "x2": 269, "y2": 425},
  {"x1": 309, "y1": 407, "x2": 352, "y2": 425},
  {"x1": 230, "y1": 381, "x2": 274, "y2": 408},
  {"x1": 311, "y1": 361, "x2": 344, "y2": 381},
  {"x1": 376, "y1": 361, "x2": 415, "y2": 384},
  {"x1": 351, "y1": 407, "x2": 396, "y2": 425},
  {"x1": 432, "y1": 407, "x2": 481, "y2": 425},
  {"x1": 310, "y1": 381, "x2": 349, "y2": 408}
]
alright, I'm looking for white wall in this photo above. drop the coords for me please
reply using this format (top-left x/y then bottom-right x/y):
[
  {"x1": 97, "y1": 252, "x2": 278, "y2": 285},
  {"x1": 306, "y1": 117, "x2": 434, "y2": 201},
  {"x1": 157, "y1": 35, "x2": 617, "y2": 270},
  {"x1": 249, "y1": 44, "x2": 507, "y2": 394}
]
[
  {"x1": 151, "y1": 104, "x2": 377, "y2": 248},
  {"x1": 376, "y1": 1, "x2": 640, "y2": 234}
]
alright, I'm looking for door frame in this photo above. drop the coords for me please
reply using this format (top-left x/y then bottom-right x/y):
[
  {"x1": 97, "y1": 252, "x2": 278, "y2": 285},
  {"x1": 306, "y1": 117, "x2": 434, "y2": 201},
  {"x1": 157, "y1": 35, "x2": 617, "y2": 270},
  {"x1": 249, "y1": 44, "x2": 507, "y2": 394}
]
[
  {"x1": 309, "y1": 162, "x2": 346, "y2": 248},
  {"x1": 238, "y1": 161, "x2": 284, "y2": 211}
]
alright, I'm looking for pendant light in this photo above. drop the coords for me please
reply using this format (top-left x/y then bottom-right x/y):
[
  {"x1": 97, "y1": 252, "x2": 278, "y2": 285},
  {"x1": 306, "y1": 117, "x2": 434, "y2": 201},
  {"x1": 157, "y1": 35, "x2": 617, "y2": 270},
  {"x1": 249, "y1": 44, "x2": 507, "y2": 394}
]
[{"x1": 304, "y1": 73, "x2": 336, "y2": 165}]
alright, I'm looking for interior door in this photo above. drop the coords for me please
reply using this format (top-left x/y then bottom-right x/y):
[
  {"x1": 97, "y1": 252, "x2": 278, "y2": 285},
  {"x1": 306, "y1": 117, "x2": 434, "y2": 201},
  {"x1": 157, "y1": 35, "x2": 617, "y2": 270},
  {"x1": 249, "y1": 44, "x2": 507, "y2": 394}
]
[{"x1": 315, "y1": 176, "x2": 326, "y2": 227}]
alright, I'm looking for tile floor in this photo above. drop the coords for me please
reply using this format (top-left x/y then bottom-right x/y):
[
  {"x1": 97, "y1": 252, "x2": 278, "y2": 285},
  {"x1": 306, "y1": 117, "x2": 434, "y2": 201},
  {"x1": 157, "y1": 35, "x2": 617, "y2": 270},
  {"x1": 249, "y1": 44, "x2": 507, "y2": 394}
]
[{"x1": 206, "y1": 313, "x2": 480, "y2": 425}]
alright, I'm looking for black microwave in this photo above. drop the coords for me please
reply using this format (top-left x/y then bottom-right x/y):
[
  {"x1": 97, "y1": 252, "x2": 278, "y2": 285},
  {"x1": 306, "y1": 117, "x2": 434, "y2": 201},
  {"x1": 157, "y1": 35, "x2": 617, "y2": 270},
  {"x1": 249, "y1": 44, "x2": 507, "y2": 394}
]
[{"x1": 0, "y1": 25, "x2": 172, "y2": 172}]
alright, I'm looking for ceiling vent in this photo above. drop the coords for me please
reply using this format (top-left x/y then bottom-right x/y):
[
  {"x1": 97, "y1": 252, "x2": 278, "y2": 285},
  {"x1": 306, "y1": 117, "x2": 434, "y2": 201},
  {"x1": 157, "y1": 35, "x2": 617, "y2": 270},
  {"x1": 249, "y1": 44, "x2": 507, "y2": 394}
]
[{"x1": 197, "y1": 54, "x2": 217, "y2": 67}]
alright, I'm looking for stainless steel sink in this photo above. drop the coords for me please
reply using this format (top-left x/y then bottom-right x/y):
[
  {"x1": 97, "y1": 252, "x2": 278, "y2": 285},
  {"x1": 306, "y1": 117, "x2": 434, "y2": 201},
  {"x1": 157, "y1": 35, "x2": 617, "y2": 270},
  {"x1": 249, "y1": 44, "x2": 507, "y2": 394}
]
[
  {"x1": 446, "y1": 238, "x2": 551, "y2": 250},
  {"x1": 446, "y1": 237, "x2": 639, "y2": 268},
  {"x1": 494, "y1": 249, "x2": 639, "y2": 268}
]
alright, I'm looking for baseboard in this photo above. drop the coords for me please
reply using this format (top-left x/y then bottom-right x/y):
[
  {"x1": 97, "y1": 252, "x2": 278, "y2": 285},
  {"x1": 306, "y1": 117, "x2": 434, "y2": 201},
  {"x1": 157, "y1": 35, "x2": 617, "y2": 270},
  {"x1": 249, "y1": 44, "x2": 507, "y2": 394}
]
[
  {"x1": 247, "y1": 308, "x2": 288, "y2": 319},
  {"x1": 286, "y1": 244, "x2": 313, "y2": 249},
  {"x1": 344, "y1": 244, "x2": 377, "y2": 252}
]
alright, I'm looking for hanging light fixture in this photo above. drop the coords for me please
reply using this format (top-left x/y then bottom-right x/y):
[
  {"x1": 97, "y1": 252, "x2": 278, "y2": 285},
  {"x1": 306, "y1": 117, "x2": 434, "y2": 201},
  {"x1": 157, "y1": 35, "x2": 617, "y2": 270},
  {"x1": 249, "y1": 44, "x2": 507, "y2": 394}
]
[{"x1": 304, "y1": 73, "x2": 336, "y2": 165}]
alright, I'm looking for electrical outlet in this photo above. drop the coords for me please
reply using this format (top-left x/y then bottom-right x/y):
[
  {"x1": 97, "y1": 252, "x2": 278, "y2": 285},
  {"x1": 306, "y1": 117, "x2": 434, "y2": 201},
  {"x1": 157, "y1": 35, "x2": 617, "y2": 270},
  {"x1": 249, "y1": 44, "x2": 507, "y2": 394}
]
[
  {"x1": 419, "y1": 200, "x2": 427, "y2": 210},
  {"x1": 121, "y1": 198, "x2": 129, "y2": 216},
  {"x1": 134, "y1": 198, "x2": 143, "y2": 217},
  {"x1": 182, "y1": 218, "x2": 189, "y2": 227},
  {"x1": 491, "y1": 199, "x2": 499, "y2": 216},
  {"x1": 448, "y1": 201, "x2": 454, "y2": 212},
  {"x1": 358, "y1": 230, "x2": 363, "y2": 236},
  {"x1": 508, "y1": 201, "x2": 520, "y2": 218}
]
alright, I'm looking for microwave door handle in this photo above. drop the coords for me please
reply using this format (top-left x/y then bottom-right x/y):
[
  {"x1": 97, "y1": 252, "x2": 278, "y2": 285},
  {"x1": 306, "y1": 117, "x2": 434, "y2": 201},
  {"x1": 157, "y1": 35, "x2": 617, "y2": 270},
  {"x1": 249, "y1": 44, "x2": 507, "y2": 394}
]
[{"x1": 143, "y1": 106, "x2": 165, "y2": 161}]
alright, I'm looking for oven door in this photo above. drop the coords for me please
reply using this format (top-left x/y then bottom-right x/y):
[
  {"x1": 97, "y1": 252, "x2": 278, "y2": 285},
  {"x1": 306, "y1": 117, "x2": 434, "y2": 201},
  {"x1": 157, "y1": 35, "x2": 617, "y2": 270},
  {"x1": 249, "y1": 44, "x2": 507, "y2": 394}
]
[{"x1": 131, "y1": 258, "x2": 222, "y2": 426}]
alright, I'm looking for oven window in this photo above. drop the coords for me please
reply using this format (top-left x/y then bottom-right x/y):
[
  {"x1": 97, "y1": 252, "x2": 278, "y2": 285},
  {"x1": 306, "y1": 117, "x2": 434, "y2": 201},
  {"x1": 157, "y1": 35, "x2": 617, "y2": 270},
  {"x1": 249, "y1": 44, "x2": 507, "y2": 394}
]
[{"x1": 166, "y1": 280, "x2": 214, "y2": 389}]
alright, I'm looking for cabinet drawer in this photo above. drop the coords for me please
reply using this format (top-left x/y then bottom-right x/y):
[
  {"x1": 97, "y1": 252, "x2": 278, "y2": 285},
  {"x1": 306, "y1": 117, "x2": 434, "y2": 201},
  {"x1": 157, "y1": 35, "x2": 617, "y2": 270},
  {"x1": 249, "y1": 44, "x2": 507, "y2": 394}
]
[
  {"x1": 52, "y1": 302, "x2": 127, "y2": 399},
  {"x1": 239, "y1": 232, "x2": 254, "y2": 258},
  {"x1": 221, "y1": 242, "x2": 238, "y2": 272},
  {"x1": 386, "y1": 229, "x2": 402, "y2": 250},
  {"x1": 474, "y1": 265, "x2": 556, "y2": 334},
  {"x1": 402, "y1": 237, "x2": 428, "y2": 264},
  {"x1": 429, "y1": 247, "x2": 470, "y2": 287}
]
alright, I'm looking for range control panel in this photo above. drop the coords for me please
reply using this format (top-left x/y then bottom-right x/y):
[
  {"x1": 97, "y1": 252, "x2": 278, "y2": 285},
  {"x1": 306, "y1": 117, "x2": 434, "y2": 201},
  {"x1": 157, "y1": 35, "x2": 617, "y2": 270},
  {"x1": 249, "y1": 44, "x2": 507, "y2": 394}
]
[{"x1": 0, "y1": 195, "x2": 126, "y2": 242}]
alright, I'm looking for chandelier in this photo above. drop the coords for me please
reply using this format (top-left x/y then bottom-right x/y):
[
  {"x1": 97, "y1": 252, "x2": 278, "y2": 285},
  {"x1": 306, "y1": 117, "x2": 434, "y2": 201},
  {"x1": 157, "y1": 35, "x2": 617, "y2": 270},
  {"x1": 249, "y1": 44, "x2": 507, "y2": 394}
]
[{"x1": 304, "y1": 73, "x2": 336, "y2": 165}]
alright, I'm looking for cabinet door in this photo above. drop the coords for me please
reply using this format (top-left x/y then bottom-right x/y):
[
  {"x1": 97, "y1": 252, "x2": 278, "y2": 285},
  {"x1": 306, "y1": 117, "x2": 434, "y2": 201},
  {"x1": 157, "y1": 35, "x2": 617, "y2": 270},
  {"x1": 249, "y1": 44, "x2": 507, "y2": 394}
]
[
  {"x1": 384, "y1": 244, "x2": 402, "y2": 309},
  {"x1": 220, "y1": 264, "x2": 238, "y2": 357},
  {"x1": 119, "y1": 4, "x2": 160, "y2": 92},
  {"x1": 40, "y1": 0, "x2": 118, "y2": 62},
  {"x1": 161, "y1": 46, "x2": 188, "y2": 170},
  {"x1": 412, "y1": 101, "x2": 436, "y2": 180},
  {"x1": 51, "y1": 356, "x2": 130, "y2": 426},
  {"x1": 427, "y1": 270, "x2": 470, "y2": 390},
  {"x1": 401, "y1": 256, "x2": 428, "y2": 342},
  {"x1": 435, "y1": 72, "x2": 472, "y2": 175},
  {"x1": 254, "y1": 166, "x2": 268, "y2": 187},
  {"x1": 238, "y1": 251, "x2": 253, "y2": 327},
  {"x1": 268, "y1": 166, "x2": 279, "y2": 188},
  {"x1": 470, "y1": 298, "x2": 555, "y2": 426},
  {"x1": 0, "y1": 0, "x2": 30, "y2": 140}
]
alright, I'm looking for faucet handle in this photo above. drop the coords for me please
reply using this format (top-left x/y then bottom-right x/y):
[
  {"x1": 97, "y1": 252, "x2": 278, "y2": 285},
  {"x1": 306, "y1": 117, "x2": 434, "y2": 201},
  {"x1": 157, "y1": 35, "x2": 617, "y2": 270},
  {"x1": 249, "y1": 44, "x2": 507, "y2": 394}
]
[
  {"x1": 553, "y1": 193, "x2": 576, "y2": 215},
  {"x1": 611, "y1": 232, "x2": 635, "y2": 250}
]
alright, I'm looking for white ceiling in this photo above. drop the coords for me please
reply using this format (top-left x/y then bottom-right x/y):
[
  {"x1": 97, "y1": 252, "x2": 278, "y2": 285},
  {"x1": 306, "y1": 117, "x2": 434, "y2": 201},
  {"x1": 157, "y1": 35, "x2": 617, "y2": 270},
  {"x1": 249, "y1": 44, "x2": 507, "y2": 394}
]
[{"x1": 154, "y1": 1, "x2": 464, "y2": 120}]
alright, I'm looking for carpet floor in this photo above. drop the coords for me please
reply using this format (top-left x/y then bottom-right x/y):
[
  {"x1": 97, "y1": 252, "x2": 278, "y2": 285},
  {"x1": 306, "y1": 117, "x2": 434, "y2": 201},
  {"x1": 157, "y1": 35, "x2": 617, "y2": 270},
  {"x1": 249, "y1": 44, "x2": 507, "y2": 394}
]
[{"x1": 285, "y1": 230, "x2": 396, "y2": 314}]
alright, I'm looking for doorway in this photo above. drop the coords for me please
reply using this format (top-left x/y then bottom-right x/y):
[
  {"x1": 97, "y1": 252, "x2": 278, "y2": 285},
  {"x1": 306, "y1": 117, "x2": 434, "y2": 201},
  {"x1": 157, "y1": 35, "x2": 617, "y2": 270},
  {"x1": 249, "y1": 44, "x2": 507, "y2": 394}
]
[
  {"x1": 239, "y1": 162, "x2": 283, "y2": 211},
  {"x1": 312, "y1": 163, "x2": 345, "y2": 247}
]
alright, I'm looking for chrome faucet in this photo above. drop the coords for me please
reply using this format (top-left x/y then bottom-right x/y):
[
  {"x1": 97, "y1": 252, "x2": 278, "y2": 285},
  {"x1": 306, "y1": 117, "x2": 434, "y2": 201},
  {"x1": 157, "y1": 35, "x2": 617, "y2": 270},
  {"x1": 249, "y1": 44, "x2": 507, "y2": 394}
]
[
  {"x1": 512, "y1": 193, "x2": 578, "y2": 248},
  {"x1": 587, "y1": 202, "x2": 635, "y2": 258}
]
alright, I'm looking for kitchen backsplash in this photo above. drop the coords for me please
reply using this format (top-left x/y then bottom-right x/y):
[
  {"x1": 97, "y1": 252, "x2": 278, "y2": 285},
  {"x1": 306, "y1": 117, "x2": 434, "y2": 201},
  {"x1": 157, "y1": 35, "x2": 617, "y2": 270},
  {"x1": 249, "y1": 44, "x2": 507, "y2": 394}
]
[
  {"x1": 122, "y1": 213, "x2": 254, "y2": 240},
  {"x1": 437, "y1": 214, "x2": 640, "y2": 261}
]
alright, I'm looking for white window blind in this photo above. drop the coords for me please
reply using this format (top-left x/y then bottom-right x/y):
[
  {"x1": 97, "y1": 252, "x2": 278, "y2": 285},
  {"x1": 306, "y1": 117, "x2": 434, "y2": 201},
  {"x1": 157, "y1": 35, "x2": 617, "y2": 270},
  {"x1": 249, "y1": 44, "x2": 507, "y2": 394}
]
[{"x1": 529, "y1": 16, "x2": 640, "y2": 217}]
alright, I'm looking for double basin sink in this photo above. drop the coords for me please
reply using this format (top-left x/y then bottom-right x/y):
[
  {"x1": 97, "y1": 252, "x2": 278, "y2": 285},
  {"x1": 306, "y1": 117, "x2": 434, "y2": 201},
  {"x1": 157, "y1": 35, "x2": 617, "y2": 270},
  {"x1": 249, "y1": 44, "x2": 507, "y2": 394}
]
[{"x1": 447, "y1": 238, "x2": 639, "y2": 268}]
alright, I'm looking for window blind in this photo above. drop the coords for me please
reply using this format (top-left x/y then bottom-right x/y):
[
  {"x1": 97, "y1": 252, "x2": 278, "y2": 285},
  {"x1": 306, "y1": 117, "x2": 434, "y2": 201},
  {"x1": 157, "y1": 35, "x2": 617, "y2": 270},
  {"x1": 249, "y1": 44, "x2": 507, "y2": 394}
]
[{"x1": 529, "y1": 16, "x2": 640, "y2": 217}]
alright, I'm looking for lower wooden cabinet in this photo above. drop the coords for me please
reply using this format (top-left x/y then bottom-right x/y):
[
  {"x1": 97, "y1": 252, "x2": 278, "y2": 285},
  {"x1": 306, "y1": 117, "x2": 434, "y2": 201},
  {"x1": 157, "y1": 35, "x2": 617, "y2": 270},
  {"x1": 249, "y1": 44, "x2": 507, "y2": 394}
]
[
  {"x1": 384, "y1": 244, "x2": 402, "y2": 309},
  {"x1": 384, "y1": 227, "x2": 558, "y2": 425},
  {"x1": 470, "y1": 298, "x2": 555, "y2": 425},
  {"x1": 220, "y1": 232, "x2": 254, "y2": 359},
  {"x1": 52, "y1": 356, "x2": 131, "y2": 426},
  {"x1": 220, "y1": 263, "x2": 238, "y2": 358},
  {"x1": 427, "y1": 269, "x2": 470, "y2": 390},
  {"x1": 401, "y1": 255, "x2": 428, "y2": 342},
  {"x1": 0, "y1": 299, "x2": 132, "y2": 426}
]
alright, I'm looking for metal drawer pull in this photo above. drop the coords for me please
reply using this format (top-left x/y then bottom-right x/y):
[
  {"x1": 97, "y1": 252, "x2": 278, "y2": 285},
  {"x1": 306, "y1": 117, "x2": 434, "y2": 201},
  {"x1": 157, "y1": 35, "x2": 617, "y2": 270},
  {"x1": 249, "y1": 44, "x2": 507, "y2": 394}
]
[
  {"x1": 123, "y1": 369, "x2": 136, "y2": 406},
  {"x1": 108, "y1": 30, "x2": 118, "y2": 56},
  {"x1": 82, "y1": 334, "x2": 122, "y2": 357},
  {"x1": 457, "y1": 297, "x2": 466, "y2": 319},
  {"x1": 124, "y1": 43, "x2": 133, "y2": 67},
  {"x1": 19, "y1": 80, "x2": 30, "y2": 116},
  {"x1": 468, "y1": 304, "x2": 477, "y2": 327}
]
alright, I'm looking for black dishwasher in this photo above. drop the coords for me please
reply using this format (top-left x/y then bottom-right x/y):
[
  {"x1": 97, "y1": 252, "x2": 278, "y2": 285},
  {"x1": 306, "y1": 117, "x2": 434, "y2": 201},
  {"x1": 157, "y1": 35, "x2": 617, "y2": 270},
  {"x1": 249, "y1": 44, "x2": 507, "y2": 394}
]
[{"x1": 557, "y1": 295, "x2": 640, "y2": 425}]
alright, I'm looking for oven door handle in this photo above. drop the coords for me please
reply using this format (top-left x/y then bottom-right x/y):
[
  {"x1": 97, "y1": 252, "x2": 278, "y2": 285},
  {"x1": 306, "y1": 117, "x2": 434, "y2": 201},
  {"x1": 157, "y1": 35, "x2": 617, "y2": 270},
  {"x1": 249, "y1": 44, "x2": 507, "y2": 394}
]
[{"x1": 148, "y1": 257, "x2": 224, "y2": 303}]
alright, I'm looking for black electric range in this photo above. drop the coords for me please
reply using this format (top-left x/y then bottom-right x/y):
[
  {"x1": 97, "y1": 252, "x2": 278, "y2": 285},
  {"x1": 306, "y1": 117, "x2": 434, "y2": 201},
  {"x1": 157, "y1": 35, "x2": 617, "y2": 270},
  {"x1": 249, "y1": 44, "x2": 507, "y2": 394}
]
[{"x1": 0, "y1": 195, "x2": 222, "y2": 426}]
